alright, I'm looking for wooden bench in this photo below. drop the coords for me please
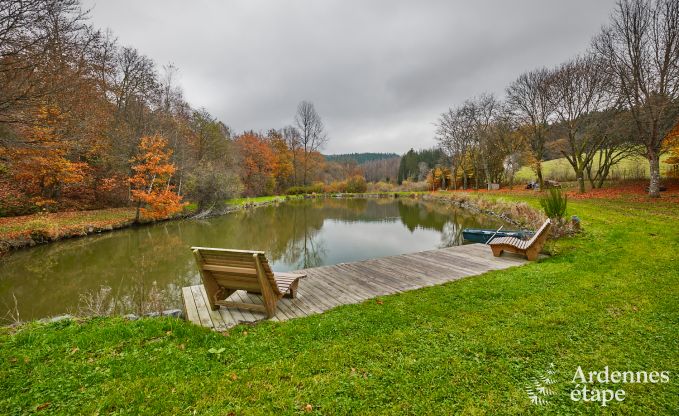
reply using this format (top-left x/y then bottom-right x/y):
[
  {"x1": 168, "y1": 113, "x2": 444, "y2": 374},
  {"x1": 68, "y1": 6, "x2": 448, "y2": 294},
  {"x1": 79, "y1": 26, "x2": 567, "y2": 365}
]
[
  {"x1": 191, "y1": 247, "x2": 306, "y2": 318},
  {"x1": 489, "y1": 219, "x2": 551, "y2": 261}
]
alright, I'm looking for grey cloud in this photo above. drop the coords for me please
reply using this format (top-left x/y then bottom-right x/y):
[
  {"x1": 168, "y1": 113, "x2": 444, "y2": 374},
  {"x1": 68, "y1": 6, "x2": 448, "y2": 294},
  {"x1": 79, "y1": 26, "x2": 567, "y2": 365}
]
[{"x1": 83, "y1": 0, "x2": 616, "y2": 153}]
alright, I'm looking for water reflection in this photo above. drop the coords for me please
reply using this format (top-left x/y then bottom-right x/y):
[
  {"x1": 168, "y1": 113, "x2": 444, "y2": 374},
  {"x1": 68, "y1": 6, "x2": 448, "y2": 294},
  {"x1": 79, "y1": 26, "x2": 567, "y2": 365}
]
[{"x1": 0, "y1": 198, "x2": 504, "y2": 321}]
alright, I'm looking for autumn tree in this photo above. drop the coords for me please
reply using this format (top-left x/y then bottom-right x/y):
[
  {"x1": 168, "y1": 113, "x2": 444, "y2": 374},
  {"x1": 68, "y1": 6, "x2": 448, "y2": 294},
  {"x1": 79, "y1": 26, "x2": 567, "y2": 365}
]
[
  {"x1": 266, "y1": 129, "x2": 294, "y2": 193},
  {"x1": 129, "y1": 135, "x2": 184, "y2": 222},
  {"x1": 665, "y1": 122, "x2": 679, "y2": 177},
  {"x1": 235, "y1": 132, "x2": 276, "y2": 197},
  {"x1": 11, "y1": 105, "x2": 86, "y2": 206}
]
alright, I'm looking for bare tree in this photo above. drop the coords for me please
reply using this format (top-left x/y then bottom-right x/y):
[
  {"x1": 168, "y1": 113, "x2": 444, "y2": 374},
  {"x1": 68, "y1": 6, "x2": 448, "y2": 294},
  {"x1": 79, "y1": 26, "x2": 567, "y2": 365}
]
[
  {"x1": 435, "y1": 106, "x2": 474, "y2": 189},
  {"x1": 0, "y1": 0, "x2": 90, "y2": 125},
  {"x1": 294, "y1": 101, "x2": 328, "y2": 185},
  {"x1": 593, "y1": 0, "x2": 679, "y2": 197},
  {"x1": 584, "y1": 109, "x2": 637, "y2": 188},
  {"x1": 506, "y1": 68, "x2": 554, "y2": 188},
  {"x1": 490, "y1": 109, "x2": 528, "y2": 189},
  {"x1": 468, "y1": 93, "x2": 501, "y2": 186},
  {"x1": 545, "y1": 55, "x2": 612, "y2": 193}
]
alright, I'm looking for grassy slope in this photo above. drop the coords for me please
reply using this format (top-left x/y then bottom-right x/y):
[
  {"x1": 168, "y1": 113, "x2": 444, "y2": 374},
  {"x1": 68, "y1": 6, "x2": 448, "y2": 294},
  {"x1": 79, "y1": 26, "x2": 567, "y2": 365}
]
[
  {"x1": 515, "y1": 152, "x2": 672, "y2": 182},
  {"x1": 1, "y1": 196, "x2": 677, "y2": 415}
]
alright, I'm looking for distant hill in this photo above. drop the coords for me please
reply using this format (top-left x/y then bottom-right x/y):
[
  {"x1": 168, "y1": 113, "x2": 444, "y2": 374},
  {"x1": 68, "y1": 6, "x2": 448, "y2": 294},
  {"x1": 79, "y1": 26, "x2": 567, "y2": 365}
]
[{"x1": 324, "y1": 152, "x2": 400, "y2": 164}]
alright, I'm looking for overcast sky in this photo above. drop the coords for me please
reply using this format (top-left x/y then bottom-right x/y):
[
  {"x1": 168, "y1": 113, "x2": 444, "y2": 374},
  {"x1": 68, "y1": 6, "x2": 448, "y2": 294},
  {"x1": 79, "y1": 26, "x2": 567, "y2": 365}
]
[{"x1": 82, "y1": 0, "x2": 616, "y2": 154}]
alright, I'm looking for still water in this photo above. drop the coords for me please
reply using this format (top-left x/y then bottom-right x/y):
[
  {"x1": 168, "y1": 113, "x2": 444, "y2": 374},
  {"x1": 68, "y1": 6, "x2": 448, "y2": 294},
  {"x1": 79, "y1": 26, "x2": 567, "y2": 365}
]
[{"x1": 0, "y1": 198, "x2": 505, "y2": 321}]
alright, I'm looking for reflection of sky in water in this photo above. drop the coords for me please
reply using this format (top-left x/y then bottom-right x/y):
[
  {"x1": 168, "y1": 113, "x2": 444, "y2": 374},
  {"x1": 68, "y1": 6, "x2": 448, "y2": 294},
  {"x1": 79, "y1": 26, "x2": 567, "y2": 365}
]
[
  {"x1": 312, "y1": 219, "x2": 443, "y2": 267},
  {"x1": 0, "y1": 199, "x2": 506, "y2": 320}
]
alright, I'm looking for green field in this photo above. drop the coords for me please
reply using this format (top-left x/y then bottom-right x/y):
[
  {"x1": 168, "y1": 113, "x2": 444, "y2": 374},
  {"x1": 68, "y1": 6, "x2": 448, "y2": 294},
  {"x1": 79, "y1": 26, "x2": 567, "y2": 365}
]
[
  {"x1": 1, "y1": 195, "x2": 677, "y2": 414},
  {"x1": 515, "y1": 153, "x2": 673, "y2": 183}
]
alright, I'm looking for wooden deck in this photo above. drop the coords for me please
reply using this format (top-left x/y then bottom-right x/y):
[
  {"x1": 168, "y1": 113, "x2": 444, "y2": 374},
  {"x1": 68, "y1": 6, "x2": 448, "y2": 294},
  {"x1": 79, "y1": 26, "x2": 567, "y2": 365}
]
[{"x1": 182, "y1": 243, "x2": 528, "y2": 330}]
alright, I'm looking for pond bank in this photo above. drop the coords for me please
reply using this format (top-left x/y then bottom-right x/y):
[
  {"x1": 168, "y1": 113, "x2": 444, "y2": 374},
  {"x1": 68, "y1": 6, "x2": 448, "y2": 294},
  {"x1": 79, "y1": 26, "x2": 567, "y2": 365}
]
[{"x1": 0, "y1": 191, "x2": 551, "y2": 256}]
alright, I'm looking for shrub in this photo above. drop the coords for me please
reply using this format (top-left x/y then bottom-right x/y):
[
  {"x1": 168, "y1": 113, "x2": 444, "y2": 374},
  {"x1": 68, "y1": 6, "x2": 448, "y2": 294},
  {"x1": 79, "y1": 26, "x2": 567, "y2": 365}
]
[
  {"x1": 345, "y1": 175, "x2": 367, "y2": 193},
  {"x1": 399, "y1": 180, "x2": 430, "y2": 192},
  {"x1": 540, "y1": 188, "x2": 568, "y2": 220},
  {"x1": 367, "y1": 181, "x2": 397, "y2": 193},
  {"x1": 285, "y1": 182, "x2": 325, "y2": 195}
]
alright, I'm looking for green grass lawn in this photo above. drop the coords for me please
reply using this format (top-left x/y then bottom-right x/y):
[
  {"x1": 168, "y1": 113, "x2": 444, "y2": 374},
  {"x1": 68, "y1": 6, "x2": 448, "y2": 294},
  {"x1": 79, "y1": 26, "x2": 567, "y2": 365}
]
[
  {"x1": 1, "y1": 196, "x2": 677, "y2": 414},
  {"x1": 515, "y1": 152, "x2": 673, "y2": 183}
]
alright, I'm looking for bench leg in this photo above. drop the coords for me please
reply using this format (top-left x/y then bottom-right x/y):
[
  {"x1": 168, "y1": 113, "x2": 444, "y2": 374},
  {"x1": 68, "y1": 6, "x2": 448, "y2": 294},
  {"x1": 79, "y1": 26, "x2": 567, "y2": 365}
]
[
  {"x1": 491, "y1": 246, "x2": 503, "y2": 257},
  {"x1": 284, "y1": 280, "x2": 299, "y2": 299},
  {"x1": 525, "y1": 247, "x2": 539, "y2": 261}
]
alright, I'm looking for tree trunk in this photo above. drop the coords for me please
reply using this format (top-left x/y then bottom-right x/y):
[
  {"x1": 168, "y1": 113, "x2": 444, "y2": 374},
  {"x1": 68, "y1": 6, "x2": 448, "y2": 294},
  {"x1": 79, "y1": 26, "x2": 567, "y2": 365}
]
[
  {"x1": 135, "y1": 201, "x2": 142, "y2": 223},
  {"x1": 536, "y1": 162, "x2": 544, "y2": 188},
  {"x1": 577, "y1": 172, "x2": 586, "y2": 194},
  {"x1": 648, "y1": 150, "x2": 661, "y2": 198},
  {"x1": 302, "y1": 151, "x2": 308, "y2": 186}
]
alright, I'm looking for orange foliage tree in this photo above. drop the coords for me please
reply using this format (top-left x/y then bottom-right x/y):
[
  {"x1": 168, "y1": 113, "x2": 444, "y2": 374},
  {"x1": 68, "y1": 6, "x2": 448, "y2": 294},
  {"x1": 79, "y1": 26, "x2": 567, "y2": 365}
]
[
  {"x1": 427, "y1": 166, "x2": 453, "y2": 191},
  {"x1": 129, "y1": 135, "x2": 185, "y2": 221},
  {"x1": 266, "y1": 130, "x2": 294, "y2": 193},
  {"x1": 11, "y1": 105, "x2": 87, "y2": 208},
  {"x1": 665, "y1": 123, "x2": 679, "y2": 178},
  {"x1": 235, "y1": 132, "x2": 276, "y2": 196}
]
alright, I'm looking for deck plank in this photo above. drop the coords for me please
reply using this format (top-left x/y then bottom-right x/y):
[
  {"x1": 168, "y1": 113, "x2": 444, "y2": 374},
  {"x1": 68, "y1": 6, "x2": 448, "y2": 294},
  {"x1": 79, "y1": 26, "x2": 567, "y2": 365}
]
[
  {"x1": 182, "y1": 286, "x2": 200, "y2": 326},
  {"x1": 182, "y1": 243, "x2": 530, "y2": 329},
  {"x1": 190, "y1": 285, "x2": 215, "y2": 329}
]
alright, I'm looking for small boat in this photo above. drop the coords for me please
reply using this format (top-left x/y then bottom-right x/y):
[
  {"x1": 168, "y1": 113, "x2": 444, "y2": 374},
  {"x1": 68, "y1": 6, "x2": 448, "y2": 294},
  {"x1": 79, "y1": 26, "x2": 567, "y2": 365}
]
[{"x1": 462, "y1": 228, "x2": 534, "y2": 244}]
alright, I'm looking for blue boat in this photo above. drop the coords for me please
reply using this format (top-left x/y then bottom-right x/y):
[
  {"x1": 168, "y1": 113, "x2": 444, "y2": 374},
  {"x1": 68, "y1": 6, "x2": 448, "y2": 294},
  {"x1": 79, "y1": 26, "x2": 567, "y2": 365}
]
[{"x1": 462, "y1": 228, "x2": 534, "y2": 244}]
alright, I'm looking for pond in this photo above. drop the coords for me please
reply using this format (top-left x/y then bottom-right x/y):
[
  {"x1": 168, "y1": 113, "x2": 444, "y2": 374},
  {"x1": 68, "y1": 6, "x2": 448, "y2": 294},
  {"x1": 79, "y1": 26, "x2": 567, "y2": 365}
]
[{"x1": 0, "y1": 198, "x2": 506, "y2": 322}]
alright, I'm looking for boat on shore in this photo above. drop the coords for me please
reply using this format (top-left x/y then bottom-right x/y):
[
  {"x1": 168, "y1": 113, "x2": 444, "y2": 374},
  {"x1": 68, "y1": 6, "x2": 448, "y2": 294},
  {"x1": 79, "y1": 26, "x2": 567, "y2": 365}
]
[{"x1": 462, "y1": 228, "x2": 534, "y2": 244}]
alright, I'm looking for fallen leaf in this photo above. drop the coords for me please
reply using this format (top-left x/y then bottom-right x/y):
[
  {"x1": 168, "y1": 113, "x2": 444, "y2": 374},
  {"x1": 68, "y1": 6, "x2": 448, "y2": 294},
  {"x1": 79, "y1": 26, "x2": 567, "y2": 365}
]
[
  {"x1": 166, "y1": 331, "x2": 172, "y2": 336},
  {"x1": 71, "y1": 347, "x2": 79, "y2": 354},
  {"x1": 36, "y1": 402, "x2": 51, "y2": 411},
  {"x1": 9, "y1": 357, "x2": 17, "y2": 363},
  {"x1": 304, "y1": 404, "x2": 313, "y2": 412},
  {"x1": 23, "y1": 357, "x2": 30, "y2": 364},
  {"x1": 242, "y1": 330, "x2": 248, "y2": 336},
  {"x1": 178, "y1": 344, "x2": 186, "y2": 350},
  {"x1": 231, "y1": 373, "x2": 238, "y2": 381},
  {"x1": 376, "y1": 299, "x2": 384, "y2": 305}
]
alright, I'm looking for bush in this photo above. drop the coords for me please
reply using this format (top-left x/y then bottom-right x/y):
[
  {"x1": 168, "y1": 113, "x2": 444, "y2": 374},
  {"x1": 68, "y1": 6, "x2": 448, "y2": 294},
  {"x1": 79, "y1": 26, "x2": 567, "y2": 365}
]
[
  {"x1": 345, "y1": 175, "x2": 367, "y2": 193},
  {"x1": 367, "y1": 181, "x2": 397, "y2": 193},
  {"x1": 399, "y1": 180, "x2": 430, "y2": 192},
  {"x1": 285, "y1": 183, "x2": 324, "y2": 195},
  {"x1": 540, "y1": 188, "x2": 568, "y2": 220}
]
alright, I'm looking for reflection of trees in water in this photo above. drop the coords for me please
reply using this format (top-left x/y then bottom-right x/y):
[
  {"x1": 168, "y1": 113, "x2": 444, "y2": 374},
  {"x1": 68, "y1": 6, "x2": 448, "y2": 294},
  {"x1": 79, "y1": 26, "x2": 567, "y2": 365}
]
[
  {"x1": 439, "y1": 222, "x2": 465, "y2": 247},
  {"x1": 0, "y1": 221, "x2": 194, "y2": 321},
  {"x1": 397, "y1": 199, "x2": 509, "y2": 249},
  {"x1": 281, "y1": 203, "x2": 326, "y2": 269},
  {"x1": 0, "y1": 198, "x2": 510, "y2": 321},
  {"x1": 398, "y1": 200, "x2": 450, "y2": 232}
]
